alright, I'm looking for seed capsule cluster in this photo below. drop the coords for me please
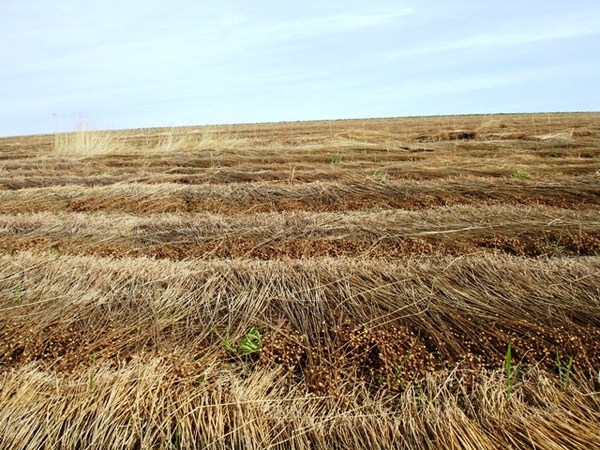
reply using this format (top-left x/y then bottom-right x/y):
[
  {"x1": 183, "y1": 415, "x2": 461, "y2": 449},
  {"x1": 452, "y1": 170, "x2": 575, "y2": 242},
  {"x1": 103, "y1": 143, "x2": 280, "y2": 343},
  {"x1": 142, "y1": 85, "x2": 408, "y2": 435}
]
[
  {"x1": 258, "y1": 320, "x2": 436, "y2": 394},
  {"x1": 326, "y1": 321, "x2": 436, "y2": 390},
  {"x1": 258, "y1": 324, "x2": 306, "y2": 374}
]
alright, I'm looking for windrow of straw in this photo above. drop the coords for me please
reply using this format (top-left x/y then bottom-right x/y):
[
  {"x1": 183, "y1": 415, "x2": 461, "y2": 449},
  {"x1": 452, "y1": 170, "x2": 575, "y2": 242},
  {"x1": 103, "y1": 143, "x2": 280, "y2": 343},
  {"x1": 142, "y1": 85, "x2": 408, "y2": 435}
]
[
  {"x1": 0, "y1": 205, "x2": 598, "y2": 259},
  {"x1": 1, "y1": 156, "x2": 598, "y2": 190},
  {"x1": 0, "y1": 205, "x2": 600, "y2": 259},
  {"x1": 1, "y1": 252, "x2": 600, "y2": 448},
  {"x1": 1, "y1": 252, "x2": 599, "y2": 373},
  {"x1": 1, "y1": 363, "x2": 599, "y2": 450},
  {"x1": 2, "y1": 152, "x2": 598, "y2": 189},
  {"x1": 1, "y1": 178, "x2": 599, "y2": 214}
]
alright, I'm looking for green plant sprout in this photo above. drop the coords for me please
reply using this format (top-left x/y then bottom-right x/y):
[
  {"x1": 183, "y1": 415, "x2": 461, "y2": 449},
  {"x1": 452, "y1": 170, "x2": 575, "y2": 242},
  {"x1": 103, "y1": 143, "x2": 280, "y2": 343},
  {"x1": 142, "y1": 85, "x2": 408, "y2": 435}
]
[
  {"x1": 219, "y1": 328, "x2": 235, "y2": 353},
  {"x1": 170, "y1": 420, "x2": 182, "y2": 450},
  {"x1": 219, "y1": 327, "x2": 262, "y2": 357},
  {"x1": 235, "y1": 327, "x2": 262, "y2": 356},
  {"x1": 505, "y1": 343, "x2": 520, "y2": 399},
  {"x1": 373, "y1": 169, "x2": 388, "y2": 181},
  {"x1": 88, "y1": 351, "x2": 97, "y2": 391},
  {"x1": 556, "y1": 350, "x2": 574, "y2": 391},
  {"x1": 511, "y1": 168, "x2": 529, "y2": 179},
  {"x1": 196, "y1": 374, "x2": 206, "y2": 388},
  {"x1": 12, "y1": 283, "x2": 22, "y2": 305},
  {"x1": 541, "y1": 227, "x2": 565, "y2": 257}
]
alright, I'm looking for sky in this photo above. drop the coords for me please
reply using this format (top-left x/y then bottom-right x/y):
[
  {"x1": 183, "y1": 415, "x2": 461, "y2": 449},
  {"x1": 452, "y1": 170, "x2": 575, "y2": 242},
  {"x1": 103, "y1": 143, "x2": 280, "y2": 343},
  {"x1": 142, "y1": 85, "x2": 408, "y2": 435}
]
[{"x1": 1, "y1": 0, "x2": 599, "y2": 136}]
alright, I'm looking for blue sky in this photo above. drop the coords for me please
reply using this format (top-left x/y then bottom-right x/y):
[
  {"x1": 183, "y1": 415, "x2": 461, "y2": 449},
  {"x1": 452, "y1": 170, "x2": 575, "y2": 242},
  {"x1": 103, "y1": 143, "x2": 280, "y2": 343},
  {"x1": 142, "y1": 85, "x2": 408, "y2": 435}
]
[{"x1": 1, "y1": 0, "x2": 599, "y2": 136}]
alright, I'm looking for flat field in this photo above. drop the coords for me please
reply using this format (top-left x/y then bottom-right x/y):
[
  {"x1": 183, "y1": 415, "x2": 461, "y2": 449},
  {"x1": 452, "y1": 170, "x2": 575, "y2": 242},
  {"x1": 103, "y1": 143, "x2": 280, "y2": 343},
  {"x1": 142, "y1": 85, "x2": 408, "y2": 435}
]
[{"x1": 1, "y1": 113, "x2": 599, "y2": 449}]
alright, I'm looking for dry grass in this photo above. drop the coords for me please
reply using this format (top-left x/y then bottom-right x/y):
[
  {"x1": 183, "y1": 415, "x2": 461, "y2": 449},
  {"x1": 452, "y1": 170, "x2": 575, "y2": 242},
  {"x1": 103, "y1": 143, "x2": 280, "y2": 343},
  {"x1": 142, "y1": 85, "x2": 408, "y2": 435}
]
[
  {"x1": 1, "y1": 363, "x2": 598, "y2": 449},
  {"x1": 53, "y1": 124, "x2": 125, "y2": 157},
  {"x1": 1, "y1": 113, "x2": 600, "y2": 448},
  {"x1": 1, "y1": 253, "x2": 600, "y2": 448},
  {"x1": 0, "y1": 205, "x2": 599, "y2": 259},
  {"x1": 1, "y1": 177, "x2": 600, "y2": 214},
  {"x1": 52, "y1": 125, "x2": 260, "y2": 157}
]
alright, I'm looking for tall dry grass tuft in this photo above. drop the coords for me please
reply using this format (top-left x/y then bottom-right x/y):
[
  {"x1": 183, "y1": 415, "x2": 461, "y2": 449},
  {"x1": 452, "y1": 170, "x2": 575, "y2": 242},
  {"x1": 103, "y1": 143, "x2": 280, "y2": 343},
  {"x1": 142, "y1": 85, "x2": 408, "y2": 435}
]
[
  {"x1": 153, "y1": 127, "x2": 255, "y2": 153},
  {"x1": 53, "y1": 123, "x2": 124, "y2": 156},
  {"x1": 52, "y1": 125, "x2": 256, "y2": 157}
]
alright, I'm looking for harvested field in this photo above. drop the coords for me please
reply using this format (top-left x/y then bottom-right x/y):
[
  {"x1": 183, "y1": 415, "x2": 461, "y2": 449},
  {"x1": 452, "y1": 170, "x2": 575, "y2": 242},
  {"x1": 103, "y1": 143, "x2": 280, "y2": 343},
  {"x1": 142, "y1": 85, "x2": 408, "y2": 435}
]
[{"x1": 1, "y1": 113, "x2": 600, "y2": 449}]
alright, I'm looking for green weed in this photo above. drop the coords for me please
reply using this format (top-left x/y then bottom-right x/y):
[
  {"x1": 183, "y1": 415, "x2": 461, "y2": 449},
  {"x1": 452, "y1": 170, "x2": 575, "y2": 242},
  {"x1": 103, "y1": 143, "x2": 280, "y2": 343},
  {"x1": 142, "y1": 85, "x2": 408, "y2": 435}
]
[
  {"x1": 88, "y1": 352, "x2": 97, "y2": 391},
  {"x1": 556, "y1": 350, "x2": 574, "y2": 391},
  {"x1": 170, "y1": 420, "x2": 182, "y2": 450},
  {"x1": 330, "y1": 154, "x2": 341, "y2": 164},
  {"x1": 219, "y1": 327, "x2": 262, "y2": 357},
  {"x1": 219, "y1": 328, "x2": 235, "y2": 353},
  {"x1": 236, "y1": 327, "x2": 262, "y2": 356},
  {"x1": 389, "y1": 351, "x2": 413, "y2": 389},
  {"x1": 12, "y1": 283, "x2": 22, "y2": 305},
  {"x1": 541, "y1": 227, "x2": 565, "y2": 257},
  {"x1": 373, "y1": 169, "x2": 388, "y2": 181},
  {"x1": 505, "y1": 343, "x2": 520, "y2": 399},
  {"x1": 395, "y1": 353, "x2": 411, "y2": 378},
  {"x1": 511, "y1": 168, "x2": 529, "y2": 180}
]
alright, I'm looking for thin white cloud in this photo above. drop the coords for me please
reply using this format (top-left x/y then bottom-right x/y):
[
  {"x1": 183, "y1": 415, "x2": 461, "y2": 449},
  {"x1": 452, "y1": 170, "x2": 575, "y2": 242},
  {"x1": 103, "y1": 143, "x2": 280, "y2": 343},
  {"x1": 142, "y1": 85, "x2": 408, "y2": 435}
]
[
  {"x1": 383, "y1": 10, "x2": 600, "y2": 60},
  {"x1": 259, "y1": 8, "x2": 413, "y2": 41},
  {"x1": 4, "y1": 5, "x2": 412, "y2": 80}
]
